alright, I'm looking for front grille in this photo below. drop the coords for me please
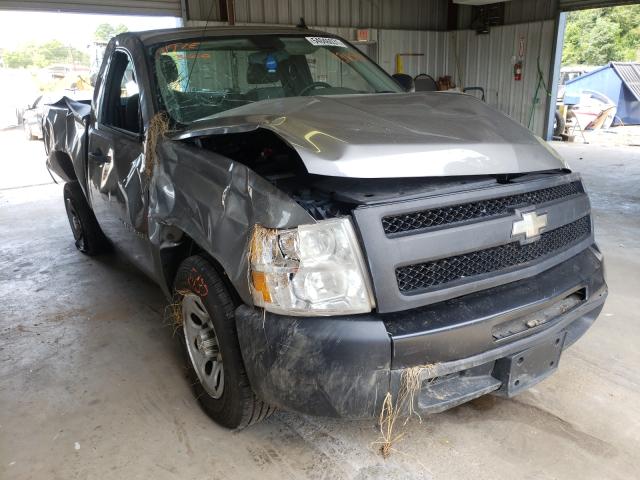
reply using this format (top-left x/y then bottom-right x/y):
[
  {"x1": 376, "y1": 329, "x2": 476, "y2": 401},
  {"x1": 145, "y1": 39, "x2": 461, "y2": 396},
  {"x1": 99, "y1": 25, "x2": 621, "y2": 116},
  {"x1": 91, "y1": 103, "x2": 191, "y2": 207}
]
[
  {"x1": 382, "y1": 181, "x2": 583, "y2": 236},
  {"x1": 396, "y1": 215, "x2": 591, "y2": 294}
]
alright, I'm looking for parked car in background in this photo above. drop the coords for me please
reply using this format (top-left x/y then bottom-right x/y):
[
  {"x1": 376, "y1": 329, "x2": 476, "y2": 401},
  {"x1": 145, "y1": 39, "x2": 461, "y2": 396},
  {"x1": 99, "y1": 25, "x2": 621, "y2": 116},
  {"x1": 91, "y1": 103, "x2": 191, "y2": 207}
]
[
  {"x1": 22, "y1": 95, "x2": 48, "y2": 140},
  {"x1": 23, "y1": 90, "x2": 93, "y2": 141}
]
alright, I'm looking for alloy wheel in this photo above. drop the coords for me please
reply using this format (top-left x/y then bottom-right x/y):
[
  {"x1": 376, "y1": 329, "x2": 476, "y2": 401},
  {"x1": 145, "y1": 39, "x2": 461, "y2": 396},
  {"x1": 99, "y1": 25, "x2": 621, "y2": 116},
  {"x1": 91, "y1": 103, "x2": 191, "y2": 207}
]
[{"x1": 182, "y1": 293, "x2": 224, "y2": 399}]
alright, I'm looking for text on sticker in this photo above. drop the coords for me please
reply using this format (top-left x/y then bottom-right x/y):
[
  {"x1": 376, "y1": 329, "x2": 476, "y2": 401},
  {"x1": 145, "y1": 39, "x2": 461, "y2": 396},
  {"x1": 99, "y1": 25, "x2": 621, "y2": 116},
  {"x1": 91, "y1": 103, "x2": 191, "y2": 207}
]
[{"x1": 306, "y1": 37, "x2": 347, "y2": 48}]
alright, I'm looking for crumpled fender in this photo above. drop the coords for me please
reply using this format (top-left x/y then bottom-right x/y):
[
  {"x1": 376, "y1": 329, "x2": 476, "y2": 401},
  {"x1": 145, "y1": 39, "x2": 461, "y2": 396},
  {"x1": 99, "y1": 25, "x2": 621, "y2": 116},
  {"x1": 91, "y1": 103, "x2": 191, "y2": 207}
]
[
  {"x1": 43, "y1": 97, "x2": 91, "y2": 192},
  {"x1": 148, "y1": 140, "x2": 315, "y2": 303}
]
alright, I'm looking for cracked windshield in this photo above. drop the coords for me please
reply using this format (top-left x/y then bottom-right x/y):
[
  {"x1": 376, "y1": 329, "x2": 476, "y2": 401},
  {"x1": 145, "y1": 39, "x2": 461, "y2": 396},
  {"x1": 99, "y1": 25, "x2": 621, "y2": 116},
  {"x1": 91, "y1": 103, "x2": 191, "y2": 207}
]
[{"x1": 154, "y1": 35, "x2": 402, "y2": 124}]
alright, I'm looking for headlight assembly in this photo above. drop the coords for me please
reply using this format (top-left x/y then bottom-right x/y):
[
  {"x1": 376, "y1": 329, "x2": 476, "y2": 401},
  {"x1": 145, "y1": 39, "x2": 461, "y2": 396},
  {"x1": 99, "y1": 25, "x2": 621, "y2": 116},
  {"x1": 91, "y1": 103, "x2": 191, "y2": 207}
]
[{"x1": 249, "y1": 218, "x2": 375, "y2": 316}]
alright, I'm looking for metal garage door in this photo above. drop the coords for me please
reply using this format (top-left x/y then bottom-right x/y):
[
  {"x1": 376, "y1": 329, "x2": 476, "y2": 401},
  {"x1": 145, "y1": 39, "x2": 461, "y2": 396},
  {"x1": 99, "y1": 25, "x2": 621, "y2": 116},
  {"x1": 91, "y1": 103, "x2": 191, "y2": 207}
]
[
  {"x1": 0, "y1": 0, "x2": 181, "y2": 16},
  {"x1": 560, "y1": 0, "x2": 640, "y2": 11}
]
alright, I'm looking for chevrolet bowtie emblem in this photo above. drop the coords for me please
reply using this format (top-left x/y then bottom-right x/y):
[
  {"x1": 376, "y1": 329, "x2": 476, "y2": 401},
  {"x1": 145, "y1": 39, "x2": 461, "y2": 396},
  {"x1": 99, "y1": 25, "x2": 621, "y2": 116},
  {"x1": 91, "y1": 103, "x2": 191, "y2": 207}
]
[{"x1": 512, "y1": 211, "x2": 548, "y2": 242}]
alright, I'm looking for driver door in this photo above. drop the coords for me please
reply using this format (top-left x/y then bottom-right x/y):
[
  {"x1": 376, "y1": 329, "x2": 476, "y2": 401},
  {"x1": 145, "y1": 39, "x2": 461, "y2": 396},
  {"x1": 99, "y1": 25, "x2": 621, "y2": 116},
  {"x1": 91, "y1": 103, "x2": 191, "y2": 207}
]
[{"x1": 87, "y1": 49, "x2": 154, "y2": 276}]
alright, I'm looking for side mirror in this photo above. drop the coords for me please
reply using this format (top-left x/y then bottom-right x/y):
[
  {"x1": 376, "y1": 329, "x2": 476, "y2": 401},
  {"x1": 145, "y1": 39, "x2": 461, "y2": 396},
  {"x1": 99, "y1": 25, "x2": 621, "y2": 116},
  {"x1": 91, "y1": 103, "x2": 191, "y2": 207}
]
[{"x1": 392, "y1": 73, "x2": 414, "y2": 92}]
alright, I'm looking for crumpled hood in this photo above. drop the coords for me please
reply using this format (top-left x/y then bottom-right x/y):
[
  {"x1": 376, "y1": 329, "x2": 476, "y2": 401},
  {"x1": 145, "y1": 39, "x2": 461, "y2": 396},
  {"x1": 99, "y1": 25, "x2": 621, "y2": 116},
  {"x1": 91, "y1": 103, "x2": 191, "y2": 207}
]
[{"x1": 173, "y1": 92, "x2": 567, "y2": 178}]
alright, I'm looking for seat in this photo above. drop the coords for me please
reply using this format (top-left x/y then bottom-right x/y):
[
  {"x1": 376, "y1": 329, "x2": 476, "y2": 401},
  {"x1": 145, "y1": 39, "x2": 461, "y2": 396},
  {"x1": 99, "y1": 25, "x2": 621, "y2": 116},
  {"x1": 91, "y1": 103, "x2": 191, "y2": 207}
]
[
  {"x1": 247, "y1": 62, "x2": 279, "y2": 85},
  {"x1": 158, "y1": 55, "x2": 179, "y2": 84},
  {"x1": 156, "y1": 55, "x2": 182, "y2": 120},
  {"x1": 414, "y1": 74, "x2": 438, "y2": 92},
  {"x1": 124, "y1": 94, "x2": 140, "y2": 133},
  {"x1": 246, "y1": 62, "x2": 284, "y2": 101},
  {"x1": 463, "y1": 87, "x2": 486, "y2": 102}
]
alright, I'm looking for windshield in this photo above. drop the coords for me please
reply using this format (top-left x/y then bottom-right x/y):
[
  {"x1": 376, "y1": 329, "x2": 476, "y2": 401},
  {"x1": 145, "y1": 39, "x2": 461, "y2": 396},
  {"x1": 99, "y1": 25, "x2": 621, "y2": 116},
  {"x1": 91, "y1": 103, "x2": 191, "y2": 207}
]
[{"x1": 152, "y1": 34, "x2": 403, "y2": 125}]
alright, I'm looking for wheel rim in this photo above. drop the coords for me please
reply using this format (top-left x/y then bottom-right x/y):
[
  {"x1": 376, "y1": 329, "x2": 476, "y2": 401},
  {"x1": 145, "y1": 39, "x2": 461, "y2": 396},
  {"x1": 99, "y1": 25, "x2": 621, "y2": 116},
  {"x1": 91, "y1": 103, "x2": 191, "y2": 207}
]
[
  {"x1": 64, "y1": 198, "x2": 86, "y2": 251},
  {"x1": 182, "y1": 293, "x2": 224, "y2": 399}
]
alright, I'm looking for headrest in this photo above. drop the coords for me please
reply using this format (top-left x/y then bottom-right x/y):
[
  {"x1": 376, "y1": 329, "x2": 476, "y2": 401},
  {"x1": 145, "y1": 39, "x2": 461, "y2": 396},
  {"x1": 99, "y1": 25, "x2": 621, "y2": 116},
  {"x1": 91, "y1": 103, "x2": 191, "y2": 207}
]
[
  {"x1": 247, "y1": 63, "x2": 278, "y2": 85},
  {"x1": 158, "y1": 55, "x2": 179, "y2": 84}
]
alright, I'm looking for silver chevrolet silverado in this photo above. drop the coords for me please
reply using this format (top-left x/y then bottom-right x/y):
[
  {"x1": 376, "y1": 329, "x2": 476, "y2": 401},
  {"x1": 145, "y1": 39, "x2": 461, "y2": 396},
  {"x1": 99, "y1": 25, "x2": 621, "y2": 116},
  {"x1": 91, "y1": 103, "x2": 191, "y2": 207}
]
[{"x1": 44, "y1": 26, "x2": 607, "y2": 429}]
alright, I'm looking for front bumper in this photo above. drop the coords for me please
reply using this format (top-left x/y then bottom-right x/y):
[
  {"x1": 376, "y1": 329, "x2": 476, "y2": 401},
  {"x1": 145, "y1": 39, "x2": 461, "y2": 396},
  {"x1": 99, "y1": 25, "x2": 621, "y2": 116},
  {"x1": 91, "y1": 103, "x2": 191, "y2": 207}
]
[{"x1": 235, "y1": 246, "x2": 607, "y2": 418}]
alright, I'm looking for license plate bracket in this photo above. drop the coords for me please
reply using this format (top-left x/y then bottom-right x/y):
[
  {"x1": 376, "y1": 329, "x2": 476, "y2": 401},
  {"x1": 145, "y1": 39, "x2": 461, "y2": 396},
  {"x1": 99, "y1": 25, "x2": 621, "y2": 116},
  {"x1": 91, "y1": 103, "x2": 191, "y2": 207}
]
[{"x1": 493, "y1": 332, "x2": 566, "y2": 397}]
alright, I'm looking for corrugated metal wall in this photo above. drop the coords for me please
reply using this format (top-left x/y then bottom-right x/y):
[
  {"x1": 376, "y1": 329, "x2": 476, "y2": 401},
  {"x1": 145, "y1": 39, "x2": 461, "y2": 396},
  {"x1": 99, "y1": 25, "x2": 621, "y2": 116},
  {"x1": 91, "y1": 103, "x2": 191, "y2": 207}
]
[
  {"x1": 323, "y1": 21, "x2": 556, "y2": 137},
  {"x1": 186, "y1": 0, "x2": 450, "y2": 30},
  {"x1": 453, "y1": 20, "x2": 556, "y2": 137},
  {"x1": 457, "y1": 0, "x2": 558, "y2": 29},
  {"x1": 504, "y1": 0, "x2": 558, "y2": 24},
  {"x1": 371, "y1": 20, "x2": 555, "y2": 137},
  {"x1": 376, "y1": 29, "x2": 451, "y2": 78},
  {"x1": 185, "y1": 0, "x2": 221, "y2": 22}
]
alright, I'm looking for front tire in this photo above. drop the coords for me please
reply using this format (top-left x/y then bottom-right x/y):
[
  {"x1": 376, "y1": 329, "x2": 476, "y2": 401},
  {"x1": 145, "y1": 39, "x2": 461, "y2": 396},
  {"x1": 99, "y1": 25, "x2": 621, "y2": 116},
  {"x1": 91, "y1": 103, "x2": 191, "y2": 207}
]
[
  {"x1": 173, "y1": 255, "x2": 275, "y2": 429},
  {"x1": 63, "y1": 181, "x2": 108, "y2": 255}
]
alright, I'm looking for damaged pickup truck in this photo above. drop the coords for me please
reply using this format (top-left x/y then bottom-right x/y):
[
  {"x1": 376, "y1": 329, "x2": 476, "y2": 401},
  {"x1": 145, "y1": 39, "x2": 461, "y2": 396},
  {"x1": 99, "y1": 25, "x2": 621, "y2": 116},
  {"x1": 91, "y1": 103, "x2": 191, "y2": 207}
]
[{"x1": 44, "y1": 26, "x2": 607, "y2": 429}]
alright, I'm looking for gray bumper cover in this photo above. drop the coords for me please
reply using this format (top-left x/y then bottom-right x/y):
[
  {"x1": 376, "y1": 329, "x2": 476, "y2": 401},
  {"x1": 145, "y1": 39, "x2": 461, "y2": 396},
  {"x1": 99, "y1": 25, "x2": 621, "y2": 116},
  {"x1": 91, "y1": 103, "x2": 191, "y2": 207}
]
[{"x1": 235, "y1": 246, "x2": 607, "y2": 418}]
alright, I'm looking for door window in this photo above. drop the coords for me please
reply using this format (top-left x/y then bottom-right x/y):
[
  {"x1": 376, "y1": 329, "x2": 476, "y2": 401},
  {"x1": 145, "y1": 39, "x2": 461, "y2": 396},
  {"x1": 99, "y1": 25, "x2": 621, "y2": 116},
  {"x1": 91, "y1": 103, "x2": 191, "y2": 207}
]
[{"x1": 101, "y1": 51, "x2": 141, "y2": 134}]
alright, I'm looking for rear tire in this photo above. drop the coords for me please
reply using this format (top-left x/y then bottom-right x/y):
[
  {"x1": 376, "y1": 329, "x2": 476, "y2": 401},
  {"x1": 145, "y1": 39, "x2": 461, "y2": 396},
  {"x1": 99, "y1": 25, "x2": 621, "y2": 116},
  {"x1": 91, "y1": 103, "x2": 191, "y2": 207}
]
[
  {"x1": 173, "y1": 255, "x2": 275, "y2": 430},
  {"x1": 63, "y1": 181, "x2": 108, "y2": 256}
]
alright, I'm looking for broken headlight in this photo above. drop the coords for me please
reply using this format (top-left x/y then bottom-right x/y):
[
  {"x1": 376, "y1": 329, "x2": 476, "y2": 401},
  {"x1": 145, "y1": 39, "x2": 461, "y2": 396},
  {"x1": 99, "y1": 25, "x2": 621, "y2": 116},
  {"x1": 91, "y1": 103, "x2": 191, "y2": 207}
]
[{"x1": 249, "y1": 218, "x2": 375, "y2": 316}]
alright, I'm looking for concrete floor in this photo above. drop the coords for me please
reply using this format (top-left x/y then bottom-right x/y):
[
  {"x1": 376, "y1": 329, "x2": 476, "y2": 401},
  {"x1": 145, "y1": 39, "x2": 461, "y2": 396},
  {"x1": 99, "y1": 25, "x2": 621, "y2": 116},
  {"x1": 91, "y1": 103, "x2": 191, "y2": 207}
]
[{"x1": 1, "y1": 126, "x2": 639, "y2": 480}]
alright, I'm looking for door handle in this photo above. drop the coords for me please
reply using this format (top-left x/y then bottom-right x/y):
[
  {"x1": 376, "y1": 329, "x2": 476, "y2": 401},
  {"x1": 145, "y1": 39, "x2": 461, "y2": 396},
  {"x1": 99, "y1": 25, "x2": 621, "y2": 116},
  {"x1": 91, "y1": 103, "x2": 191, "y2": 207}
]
[{"x1": 89, "y1": 151, "x2": 111, "y2": 164}]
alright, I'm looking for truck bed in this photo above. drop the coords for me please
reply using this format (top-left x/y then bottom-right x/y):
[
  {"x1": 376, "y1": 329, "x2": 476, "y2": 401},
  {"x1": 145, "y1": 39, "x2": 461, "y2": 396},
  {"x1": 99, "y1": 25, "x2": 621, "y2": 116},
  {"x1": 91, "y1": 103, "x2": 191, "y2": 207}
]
[{"x1": 44, "y1": 97, "x2": 92, "y2": 189}]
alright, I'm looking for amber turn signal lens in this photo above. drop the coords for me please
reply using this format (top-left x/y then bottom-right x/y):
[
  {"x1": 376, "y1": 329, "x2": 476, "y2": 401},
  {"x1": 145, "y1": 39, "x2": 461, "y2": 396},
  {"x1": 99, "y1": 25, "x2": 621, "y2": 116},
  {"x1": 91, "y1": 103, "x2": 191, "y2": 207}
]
[{"x1": 251, "y1": 271, "x2": 272, "y2": 303}]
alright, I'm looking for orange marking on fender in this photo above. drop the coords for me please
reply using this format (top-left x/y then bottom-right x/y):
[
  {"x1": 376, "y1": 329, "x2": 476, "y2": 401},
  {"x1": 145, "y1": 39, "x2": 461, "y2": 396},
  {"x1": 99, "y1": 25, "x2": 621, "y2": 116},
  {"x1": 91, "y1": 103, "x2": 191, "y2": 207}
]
[{"x1": 188, "y1": 273, "x2": 209, "y2": 298}]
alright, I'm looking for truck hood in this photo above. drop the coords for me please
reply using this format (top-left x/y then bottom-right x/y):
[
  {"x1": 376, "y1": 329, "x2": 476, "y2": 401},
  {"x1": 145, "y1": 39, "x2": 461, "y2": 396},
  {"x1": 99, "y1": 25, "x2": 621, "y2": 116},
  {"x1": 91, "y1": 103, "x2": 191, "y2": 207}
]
[{"x1": 173, "y1": 92, "x2": 567, "y2": 178}]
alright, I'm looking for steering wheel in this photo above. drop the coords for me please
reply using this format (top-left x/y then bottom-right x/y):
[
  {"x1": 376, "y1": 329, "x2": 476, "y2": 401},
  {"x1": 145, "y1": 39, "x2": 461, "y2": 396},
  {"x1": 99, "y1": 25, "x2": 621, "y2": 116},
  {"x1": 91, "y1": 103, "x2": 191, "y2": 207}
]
[{"x1": 299, "y1": 82, "x2": 332, "y2": 96}]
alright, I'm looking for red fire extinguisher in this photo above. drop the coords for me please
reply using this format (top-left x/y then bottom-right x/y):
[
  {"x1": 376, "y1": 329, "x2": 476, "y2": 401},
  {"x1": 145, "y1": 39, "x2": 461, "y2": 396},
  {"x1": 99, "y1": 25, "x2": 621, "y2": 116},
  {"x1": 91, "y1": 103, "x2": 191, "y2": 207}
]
[{"x1": 514, "y1": 61, "x2": 523, "y2": 81}]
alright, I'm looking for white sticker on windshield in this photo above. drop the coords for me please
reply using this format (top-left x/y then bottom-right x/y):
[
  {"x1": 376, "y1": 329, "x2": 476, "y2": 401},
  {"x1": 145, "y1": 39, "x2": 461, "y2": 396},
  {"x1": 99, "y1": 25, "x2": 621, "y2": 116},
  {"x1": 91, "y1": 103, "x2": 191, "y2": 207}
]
[{"x1": 305, "y1": 37, "x2": 347, "y2": 48}]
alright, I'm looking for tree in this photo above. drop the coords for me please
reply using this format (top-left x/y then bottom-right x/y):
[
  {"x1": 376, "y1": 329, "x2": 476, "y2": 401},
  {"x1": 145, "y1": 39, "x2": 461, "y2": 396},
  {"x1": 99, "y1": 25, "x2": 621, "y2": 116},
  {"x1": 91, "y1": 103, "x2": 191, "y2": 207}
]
[
  {"x1": 4, "y1": 48, "x2": 33, "y2": 68},
  {"x1": 608, "y1": 6, "x2": 640, "y2": 60},
  {"x1": 563, "y1": 6, "x2": 640, "y2": 65},
  {"x1": 94, "y1": 23, "x2": 129, "y2": 42},
  {"x1": 3, "y1": 41, "x2": 89, "y2": 68}
]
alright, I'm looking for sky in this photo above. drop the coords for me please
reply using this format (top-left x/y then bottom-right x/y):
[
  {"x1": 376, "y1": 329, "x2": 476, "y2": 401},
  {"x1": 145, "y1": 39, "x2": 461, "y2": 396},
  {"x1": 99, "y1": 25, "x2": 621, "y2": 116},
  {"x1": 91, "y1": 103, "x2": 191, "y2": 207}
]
[{"x1": 0, "y1": 11, "x2": 181, "y2": 50}]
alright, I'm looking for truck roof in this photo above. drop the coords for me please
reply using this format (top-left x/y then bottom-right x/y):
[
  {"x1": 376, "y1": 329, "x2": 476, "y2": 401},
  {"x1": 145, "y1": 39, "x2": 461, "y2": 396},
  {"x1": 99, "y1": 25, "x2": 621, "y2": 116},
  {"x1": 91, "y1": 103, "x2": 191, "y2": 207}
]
[{"x1": 119, "y1": 26, "x2": 334, "y2": 46}]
